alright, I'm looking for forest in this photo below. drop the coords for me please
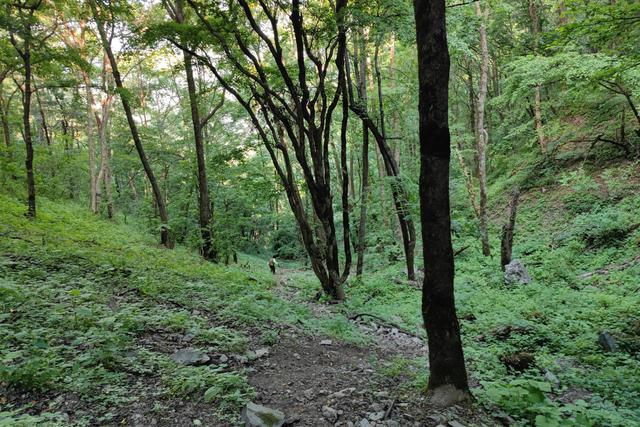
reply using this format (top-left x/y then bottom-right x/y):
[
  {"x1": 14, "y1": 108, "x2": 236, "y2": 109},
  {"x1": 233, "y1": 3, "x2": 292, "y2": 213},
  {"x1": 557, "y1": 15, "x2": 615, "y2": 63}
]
[{"x1": 1, "y1": 0, "x2": 639, "y2": 426}]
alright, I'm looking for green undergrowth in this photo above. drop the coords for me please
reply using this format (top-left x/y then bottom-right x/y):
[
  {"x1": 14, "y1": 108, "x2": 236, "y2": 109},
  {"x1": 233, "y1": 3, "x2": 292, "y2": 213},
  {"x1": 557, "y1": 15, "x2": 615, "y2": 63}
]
[
  {"x1": 339, "y1": 161, "x2": 640, "y2": 426},
  {"x1": 0, "y1": 194, "x2": 362, "y2": 425}
]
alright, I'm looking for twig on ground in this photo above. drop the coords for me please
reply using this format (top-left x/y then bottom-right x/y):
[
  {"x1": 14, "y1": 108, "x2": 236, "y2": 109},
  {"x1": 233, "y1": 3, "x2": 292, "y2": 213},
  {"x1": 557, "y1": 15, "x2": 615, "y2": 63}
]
[
  {"x1": 383, "y1": 398, "x2": 396, "y2": 420},
  {"x1": 348, "y1": 313, "x2": 425, "y2": 340}
]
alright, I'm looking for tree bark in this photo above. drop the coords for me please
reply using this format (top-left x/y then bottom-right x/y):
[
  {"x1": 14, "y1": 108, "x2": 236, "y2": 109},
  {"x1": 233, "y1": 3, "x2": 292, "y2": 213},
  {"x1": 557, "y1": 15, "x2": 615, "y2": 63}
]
[
  {"x1": 91, "y1": 0, "x2": 171, "y2": 247},
  {"x1": 529, "y1": 0, "x2": 546, "y2": 153},
  {"x1": 95, "y1": 65, "x2": 114, "y2": 219},
  {"x1": 354, "y1": 34, "x2": 370, "y2": 277},
  {"x1": 83, "y1": 76, "x2": 99, "y2": 213},
  {"x1": 501, "y1": 189, "x2": 520, "y2": 270},
  {"x1": 9, "y1": 6, "x2": 38, "y2": 219},
  {"x1": 475, "y1": 1, "x2": 491, "y2": 256},
  {"x1": 166, "y1": 0, "x2": 218, "y2": 261},
  {"x1": 414, "y1": 0, "x2": 470, "y2": 405},
  {"x1": 350, "y1": 43, "x2": 417, "y2": 281},
  {"x1": 0, "y1": 87, "x2": 11, "y2": 148}
]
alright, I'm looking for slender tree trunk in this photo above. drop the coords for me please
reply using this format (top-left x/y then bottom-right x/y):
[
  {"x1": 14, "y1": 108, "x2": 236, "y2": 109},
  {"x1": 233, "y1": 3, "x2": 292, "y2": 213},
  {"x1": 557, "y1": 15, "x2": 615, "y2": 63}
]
[
  {"x1": 166, "y1": 0, "x2": 217, "y2": 260},
  {"x1": 24, "y1": 53, "x2": 36, "y2": 218},
  {"x1": 501, "y1": 189, "x2": 520, "y2": 270},
  {"x1": 91, "y1": 0, "x2": 171, "y2": 247},
  {"x1": 355, "y1": 34, "x2": 370, "y2": 276},
  {"x1": 82, "y1": 74, "x2": 99, "y2": 213},
  {"x1": 24, "y1": 53, "x2": 35, "y2": 218},
  {"x1": 96, "y1": 85, "x2": 114, "y2": 218},
  {"x1": 10, "y1": 19, "x2": 37, "y2": 218},
  {"x1": 351, "y1": 41, "x2": 416, "y2": 281},
  {"x1": 529, "y1": 0, "x2": 546, "y2": 153},
  {"x1": 34, "y1": 87, "x2": 51, "y2": 147},
  {"x1": 184, "y1": 50, "x2": 216, "y2": 261},
  {"x1": 414, "y1": 0, "x2": 470, "y2": 405},
  {"x1": 475, "y1": 1, "x2": 491, "y2": 256},
  {"x1": 0, "y1": 90, "x2": 10, "y2": 148}
]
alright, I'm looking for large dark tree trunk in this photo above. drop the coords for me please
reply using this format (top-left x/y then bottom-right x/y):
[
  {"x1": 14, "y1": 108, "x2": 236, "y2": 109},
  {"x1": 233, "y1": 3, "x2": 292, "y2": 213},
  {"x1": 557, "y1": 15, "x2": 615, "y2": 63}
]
[
  {"x1": 414, "y1": 0, "x2": 470, "y2": 405},
  {"x1": 91, "y1": 0, "x2": 171, "y2": 247}
]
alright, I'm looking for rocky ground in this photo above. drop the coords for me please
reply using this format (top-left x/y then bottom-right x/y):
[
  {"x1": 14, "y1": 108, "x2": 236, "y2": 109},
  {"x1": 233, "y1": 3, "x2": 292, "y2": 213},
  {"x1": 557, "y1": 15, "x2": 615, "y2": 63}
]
[{"x1": 239, "y1": 270, "x2": 498, "y2": 427}]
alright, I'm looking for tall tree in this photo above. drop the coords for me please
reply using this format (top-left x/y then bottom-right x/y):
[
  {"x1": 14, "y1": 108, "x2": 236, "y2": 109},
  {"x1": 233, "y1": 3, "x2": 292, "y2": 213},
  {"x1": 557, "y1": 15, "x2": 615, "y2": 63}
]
[
  {"x1": 7, "y1": 0, "x2": 48, "y2": 218},
  {"x1": 170, "y1": 0, "x2": 352, "y2": 299},
  {"x1": 475, "y1": 1, "x2": 490, "y2": 256},
  {"x1": 90, "y1": 0, "x2": 171, "y2": 247},
  {"x1": 349, "y1": 44, "x2": 417, "y2": 281},
  {"x1": 163, "y1": 0, "x2": 220, "y2": 261},
  {"x1": 353, "y1": 32, "x2": 370, "y2": 276},
  {"x1": 414, "y1": 0, "x2": 470, "y2": 405},
  {"x1": 529, "y1": 0, "x2": 546, "y2": 153},
  {"x1": 61, "y1": 21, "x2": 100, "y2": 213}
]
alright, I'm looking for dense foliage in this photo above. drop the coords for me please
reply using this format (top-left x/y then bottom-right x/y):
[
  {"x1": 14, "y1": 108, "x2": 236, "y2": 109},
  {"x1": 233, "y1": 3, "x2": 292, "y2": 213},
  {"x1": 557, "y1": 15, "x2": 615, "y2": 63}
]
[{"x1": 1, "y1": 0, "x2": 639, "y2": 425}]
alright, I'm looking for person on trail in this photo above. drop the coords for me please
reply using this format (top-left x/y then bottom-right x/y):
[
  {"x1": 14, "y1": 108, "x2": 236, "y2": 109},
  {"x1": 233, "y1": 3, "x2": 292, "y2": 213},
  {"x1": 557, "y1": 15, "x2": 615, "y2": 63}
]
[{"x1": 268, "y1": 256, "x2": 277, "y2": 274}]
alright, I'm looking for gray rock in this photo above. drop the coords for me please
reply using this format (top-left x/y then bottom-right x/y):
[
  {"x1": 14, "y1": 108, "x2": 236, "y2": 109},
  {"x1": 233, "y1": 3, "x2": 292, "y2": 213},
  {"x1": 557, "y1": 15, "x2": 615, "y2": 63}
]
[
  {"x1": 385, "y1": 421, "x2": 400, "y2": 427},
  {"x1": 544, "y1": 369, "x2": 560, "y2": 386},
  {"x1": 320, "y1": 339, "x2": 333, "y2": 346},
  {"x1": 170, "y1": 348, "x2": 210, "y2": 366},
  {"x1": 504, "y1": 259, "x2": 532, "y2": 285},
  {"x1": 329, "y1": 387, "x2": 356, "y2": 399},
  {"x1": 448, "y1": 421, "x2": 467, "y2": 427},
  {"x1": 247, "y1": 347, "x2": 270, "y2": 359},
  {"x1": 598, "y1": 332, "x2": 618, "y2": 352},
  {"x1": 241, "y1": 402, "x2": 285, "y2": 427},
  {"x1": 368, "y1": 411, "x2": 385, "y2": 421},
  {"x1": 219, "y1": 354, "x2": 229, "y2": 363},
  {"x1": 357, "y1": 419, "x2": 371, "y2": 427},
  {"x1": 322, "y1": 406, "x2": 338, "y2": 423}
]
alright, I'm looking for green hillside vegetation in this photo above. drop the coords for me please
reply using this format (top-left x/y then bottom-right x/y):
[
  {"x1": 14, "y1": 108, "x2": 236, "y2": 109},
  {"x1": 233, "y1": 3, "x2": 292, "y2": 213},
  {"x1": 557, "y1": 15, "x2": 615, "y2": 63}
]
[
  {"x1": 1, "y1": 0, "x2": 639, "y2": 425},
  {"x1": 2, "y1": 159, "x2": 640, "y2": 425}
]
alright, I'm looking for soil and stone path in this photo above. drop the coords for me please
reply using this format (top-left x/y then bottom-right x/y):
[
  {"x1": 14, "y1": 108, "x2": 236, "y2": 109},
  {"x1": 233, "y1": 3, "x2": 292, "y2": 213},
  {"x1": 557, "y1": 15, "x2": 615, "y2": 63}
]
[{"x1": 242, "y1": 269, "x2": 498, "y2": 427}]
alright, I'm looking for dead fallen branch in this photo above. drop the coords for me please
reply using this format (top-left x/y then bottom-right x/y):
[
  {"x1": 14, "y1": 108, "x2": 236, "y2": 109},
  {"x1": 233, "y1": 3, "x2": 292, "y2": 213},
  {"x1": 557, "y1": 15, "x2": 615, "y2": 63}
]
[
  {"x1": 580, "y1": 254, "x2": 640, "y2": 279},
  {"x1": 348, "y1": 313, "x2": 425, "y2": 341}
]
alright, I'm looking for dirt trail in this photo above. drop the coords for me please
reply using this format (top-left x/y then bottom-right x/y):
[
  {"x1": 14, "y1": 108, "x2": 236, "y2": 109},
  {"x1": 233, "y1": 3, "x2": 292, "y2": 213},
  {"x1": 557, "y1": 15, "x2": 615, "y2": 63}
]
[{"x1": 245, "y1": 270, "x2": 493, "y2": 427}]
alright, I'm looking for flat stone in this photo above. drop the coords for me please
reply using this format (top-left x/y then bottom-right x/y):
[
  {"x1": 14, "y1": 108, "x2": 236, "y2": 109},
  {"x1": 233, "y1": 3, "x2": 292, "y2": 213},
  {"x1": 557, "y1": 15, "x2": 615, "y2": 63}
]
[
  {"x1": 368, "y1": 411, "x2": 385, "y2": 421},
  {"x1": 170, "y1": 348, "x2": 210, "y2": 366},
  {"x1": 329, "y1": 387, "x2": 356, "y2": 399},
  {"x1": 241, "y1": 402, "x2": 285, "y2": 427},
  {"x1": 322, "y1": 406, "x2": 338, "y2": 423},
  {"x1": 320, "y1": 339, "x2": 333, "y2": 346},
  {"x1": 448, "y1": 421, "x2": 467, "y2": 427}
]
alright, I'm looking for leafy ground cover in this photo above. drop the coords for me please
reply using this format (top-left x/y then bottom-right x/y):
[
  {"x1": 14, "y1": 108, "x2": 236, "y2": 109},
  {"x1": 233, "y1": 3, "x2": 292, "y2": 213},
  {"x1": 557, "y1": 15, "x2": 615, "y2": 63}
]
[
  {"x1": 0, "y1": 194, "x2": 368, "y2": 426},
  {"x1": 334, "y1": 161, "x2": 640, "y2": 426},
  {"x1": 1, "y1": 161, "x2": 639, "y2": 426}
]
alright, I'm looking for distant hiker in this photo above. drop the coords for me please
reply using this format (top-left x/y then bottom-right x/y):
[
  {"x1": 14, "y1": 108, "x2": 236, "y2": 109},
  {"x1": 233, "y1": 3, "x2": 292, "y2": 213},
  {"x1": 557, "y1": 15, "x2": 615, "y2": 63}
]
[{"x1": 268, "y1": 256, "x2": 277, "y2": 274}]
